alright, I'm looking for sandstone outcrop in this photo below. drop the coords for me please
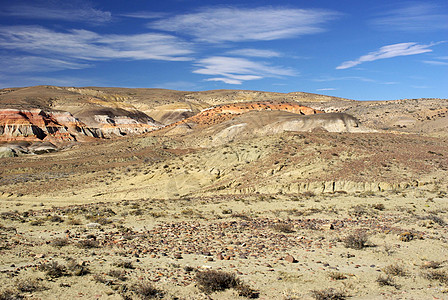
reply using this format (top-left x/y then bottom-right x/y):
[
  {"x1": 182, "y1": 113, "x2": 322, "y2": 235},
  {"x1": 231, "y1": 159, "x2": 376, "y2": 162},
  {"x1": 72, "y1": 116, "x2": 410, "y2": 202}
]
[
  {"x1": 0, "y1": 109, "x2": 162, "y2": 144},
  {"x1": 166, "y1": 101, "x2": 323, "y2": 130},
  {"x1": 0, "y1": 109, "x2": 100, "y2": 142}
]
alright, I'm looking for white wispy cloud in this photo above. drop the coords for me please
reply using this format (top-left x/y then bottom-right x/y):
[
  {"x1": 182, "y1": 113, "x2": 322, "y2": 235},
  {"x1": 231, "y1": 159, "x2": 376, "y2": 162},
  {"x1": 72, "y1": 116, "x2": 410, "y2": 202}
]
[
  {"x1": 0, "y1": 2, "x2": 112, "y2": 23},
  {"x1": 316, "y1": 88, "x2": 336, "y2": 91},
  {"x1": 0, "y1": 26, "x2": 193, "y2": 64},
  {"x1": 194, "y1": 56, "x2": 295, "y2": 84},
  {"x1": 314, "y1": 76, "x2": 375, "y2": 82},
  {"x1": 226, "y1": 49, "x2": 281, "y2": 58},
  {"x1": 0, "y1": 55, "x2": 92, "y2": 73},
  {"x1": 118, "y1": 12, "x2": 166, "y2": 19},
  {"x1": 336, "y1": 42, "x2": 435, "y2": 69},
  {"x1": 149, "y1": 7, "x2": 339, "y2": 42},
  {"x1": 371, "y1": 3, "x2": 448, "y2": 32},
  {"x1": 422, "y1": 60, "x2": 448, "y2": 66}
]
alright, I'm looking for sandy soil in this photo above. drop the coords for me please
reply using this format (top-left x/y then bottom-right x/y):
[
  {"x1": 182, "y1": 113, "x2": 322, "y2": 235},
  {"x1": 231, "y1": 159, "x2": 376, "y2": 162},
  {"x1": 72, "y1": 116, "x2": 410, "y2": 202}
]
[{"x1": 1, "y1": 188, "x2": 447, "y2": 299}]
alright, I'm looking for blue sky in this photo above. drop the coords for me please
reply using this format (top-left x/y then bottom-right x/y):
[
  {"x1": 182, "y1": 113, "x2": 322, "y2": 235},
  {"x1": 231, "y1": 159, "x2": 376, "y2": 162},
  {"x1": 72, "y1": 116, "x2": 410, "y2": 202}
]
[{"x1": 0, "y1": 0, "x2": 447, "y2": 100}]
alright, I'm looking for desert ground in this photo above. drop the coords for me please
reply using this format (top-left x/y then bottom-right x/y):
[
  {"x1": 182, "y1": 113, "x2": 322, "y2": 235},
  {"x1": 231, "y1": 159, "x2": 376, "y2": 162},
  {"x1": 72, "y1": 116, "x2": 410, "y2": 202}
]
[{"x1": 0, "y1": 86, "x2": 447, "y2": 299}]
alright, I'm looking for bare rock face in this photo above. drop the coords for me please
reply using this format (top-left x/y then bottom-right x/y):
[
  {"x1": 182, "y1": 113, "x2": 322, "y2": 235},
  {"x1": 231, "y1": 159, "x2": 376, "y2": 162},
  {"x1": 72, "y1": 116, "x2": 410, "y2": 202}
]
[
  {"x1": 0, "y1": 109, "x2": 75, "y2": 141},
  {"x1": 0, "y1": 109, "x2": 161, "y2": 143},
  {"x1": 199, "y1": 112, "x2": 375, "y2": 146},
  {"x1": 165, "y1": 101, "x2": 323, "y2": 131}
]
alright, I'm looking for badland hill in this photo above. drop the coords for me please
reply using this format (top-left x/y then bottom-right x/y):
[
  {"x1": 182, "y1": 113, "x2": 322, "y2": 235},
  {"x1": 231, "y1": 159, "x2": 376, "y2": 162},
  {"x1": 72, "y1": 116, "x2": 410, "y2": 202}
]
[{"x1": 0, "y1": 86, "x2": 447, "y2": 299}]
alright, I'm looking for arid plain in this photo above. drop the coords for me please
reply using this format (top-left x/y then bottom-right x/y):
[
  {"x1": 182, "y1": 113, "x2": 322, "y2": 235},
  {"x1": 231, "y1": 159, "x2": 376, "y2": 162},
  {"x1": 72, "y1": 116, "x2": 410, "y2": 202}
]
[{"x1": 0, "y1": 86, "x2": 447, "y2": 299}]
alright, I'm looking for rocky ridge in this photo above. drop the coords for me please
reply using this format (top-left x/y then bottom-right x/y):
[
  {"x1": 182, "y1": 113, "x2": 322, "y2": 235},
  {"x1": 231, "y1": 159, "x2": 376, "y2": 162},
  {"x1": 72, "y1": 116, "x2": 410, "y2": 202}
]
[{"x1": 165, "y1": 101, "x2": 323, "y2": 130}]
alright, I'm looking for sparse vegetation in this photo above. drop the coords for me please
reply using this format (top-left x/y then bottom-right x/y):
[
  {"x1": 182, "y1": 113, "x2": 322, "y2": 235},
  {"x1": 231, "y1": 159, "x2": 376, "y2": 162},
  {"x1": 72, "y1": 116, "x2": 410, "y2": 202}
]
[
  {"x1": 383, "y1": 264, "x2": 406, "y2": 277},
  {"x1": 0, "y1": 91, "x2": 448, "y2": 299},
  {"x1": 328, "y1": 272, "x2": 347, "y2": 280},
  {"x1": 77, "y1": 239, "x2": 99, "y2": 249},
  {"x1": 114, "y1": 260, "x2": 134, "y2": 269},
  {"x1": 195, "y1": 270, "x2": 240, "y2": 294},
  {"x1": 376, "y1": 275, "x2": 399, "y2": 288},
  {"x1": 0, "y1": 289, "x2": 23, "y2": 300},
  {"x1": 108, "y1": 269, "x2": 127, "y2": 281},
  {"x1": 39, "y1": 261, "x2": 69, "y2": 278},
  {"x1": 50, "y1": 238, "x2": 69, "y2": 248},
  {"x1": 194, "y1": 270, "x2": 257, "y2": 297},
  {"x1": 344, "y1": 232, "x2": 370, "y2": 249},
  {"x1": 15, "y1": 278, "x2": 45, "y2": 293},
  {"x1": 311, "y1": 288, "x2": 346, "y2": 300},
  {"x1": 422, "y1": 270, "x2": 448, "y2": 285},
  {"x1": 131, "y1": 282, "x2": 164, "y2": 299},
  {"x1": 421, "y1": 261, "x2": 443, "y2": 269},
  {"x1": 271, "y1": 223, "x2": 295, "y2": 233}
]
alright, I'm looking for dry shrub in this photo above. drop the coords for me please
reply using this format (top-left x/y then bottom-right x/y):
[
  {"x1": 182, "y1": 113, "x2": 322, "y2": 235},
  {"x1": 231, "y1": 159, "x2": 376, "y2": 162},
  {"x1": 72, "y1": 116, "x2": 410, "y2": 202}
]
[
  {"x1": 344, "y1": 232, "x2": 369, "y2": 249},
  {"x1": 77, "y1": 239, "x2": 99, "y2": 249},
  {"x1": 67, "y1": 218, "x2": 82, "y2": 225},
  {"x1": 67, "y1": 259, "x2": 89, "y2": 276},
  {"x1": 114, "y1": 260, "x2": 134, "y2": 269},
  {"x1": 376, "y1": 275, "x2": 399, "y2": 288},
  {"x1": 371, "y1": 203, "x2": 385, "y2": 211},
  {"x1": 50, "y1": 238, "x2": 69, "y2": 248},
  {"x1": 422, "y1": 270, "x2": 448, "y2": 285},
  {"x1": 15, "y1": 278, "x2": 45, "y2": 293},
  {"x1": 39, "y1": 261, "x2": 68, "y2": 278},
  {"x1": 0, "y1": 289, "x2": 23, "y2": 300},
  {"x1": 311, "y1": 288, "x2": 346, "y2": 300},
  {"x1": 383, "y1": 264, "x2": 406, "y2": 277},
  {"x1": 108, "y1": 269, "x2": 127, "y2": 281},
  {"x1": 235, "y1": 283, "x2": 259, "y2": 298},
  {"x1": 48, "y1": 215, "x2": 63, "y2": 223},
  {"x1": 93, "y1": 274, "x2": 114, "y2": 285},
  {"x1": 421, "y1": 261, "x2": 443, "y2": 269},
  {"x1": 272, "y1": 223, "x2": 295, "y2": 233},
  {"x1": 328, "y1": 272, "x2": 347, "y2": 280},
  {"x1": 195, "y1": 270, "x2": 239, "y2": 294},
  {"x1": 132, "y1": 282, "x2": 164, "y2": 299},
  {"x1": 195, "y1": 270, "x2": 258, "y2": 297}
]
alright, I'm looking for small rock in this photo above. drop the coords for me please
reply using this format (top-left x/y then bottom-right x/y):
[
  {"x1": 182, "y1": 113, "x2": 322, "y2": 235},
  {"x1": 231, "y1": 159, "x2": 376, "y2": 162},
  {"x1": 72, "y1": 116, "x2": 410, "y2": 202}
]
[
  {"x1": 217, "y1": 253, "x2": 224, "y2": 260},
  {"x1": 285, "y1": 254, "x2": 297, "y2": 263},
  {"x1": 86, "y1": 223, "x2": 101, "y2": 229}
]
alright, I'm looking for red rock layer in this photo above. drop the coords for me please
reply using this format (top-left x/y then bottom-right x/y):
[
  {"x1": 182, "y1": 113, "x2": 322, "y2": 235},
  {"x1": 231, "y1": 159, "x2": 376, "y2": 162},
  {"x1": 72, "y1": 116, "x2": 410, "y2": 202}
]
[
  {"x1": 169, "y1": 101, "x2": 323, "y2": 128},
  {"x1": 0, "y1": 109, "x2": 162, "y2": 143},
  {"x1": 0, "y1": 109, "x2": 99, "y2": 142}
]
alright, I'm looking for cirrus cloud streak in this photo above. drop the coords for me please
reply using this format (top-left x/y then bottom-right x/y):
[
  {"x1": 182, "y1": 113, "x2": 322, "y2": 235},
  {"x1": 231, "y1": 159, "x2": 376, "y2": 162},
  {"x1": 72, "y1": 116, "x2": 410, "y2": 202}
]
[
  {"x1": 194, "y1": 56, "x2": 295, "y2": 85},
  {"x1": 336, "y1": 42, "x2": 436, "y2": 69},
  {"x1": 150, "y1": 7, "x2": 339, "y2": 43},
  {"x1": 0, "y1": 26, "x2": 193, "y2": 63}
]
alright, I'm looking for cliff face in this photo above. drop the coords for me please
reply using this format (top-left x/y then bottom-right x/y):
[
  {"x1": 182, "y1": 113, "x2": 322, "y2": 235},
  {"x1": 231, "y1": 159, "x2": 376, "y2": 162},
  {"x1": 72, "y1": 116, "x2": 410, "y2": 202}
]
[{"x1": 0, "y1": 109, "x2": 160, "y2": 143}]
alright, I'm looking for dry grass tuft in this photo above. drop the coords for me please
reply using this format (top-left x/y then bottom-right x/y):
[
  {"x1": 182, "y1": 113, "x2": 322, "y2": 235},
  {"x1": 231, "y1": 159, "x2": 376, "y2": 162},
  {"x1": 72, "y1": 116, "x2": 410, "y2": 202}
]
[
  {"x1": 194, "y1": 270, "x2": 258, "y2": 297},
  {"x1": 376, "y1": 275, "x2": 399, "y2": 288},
  {"x1": 422, "y1": 270, "x2": 448, "y2": 285},
  {"x1": 15, "y1": 278, "x2": 45, "y2": 293},
  {"x1": 131, "y1": 282, "x2": 164, "y2": 299},
  {"x1": 311, "y1": 288, "x2": 346, "y2": 300},
  {"x1": 328, "y1": 272, "x2": 347, "y2": 280},
  {"x1": 383, "y1": 264, "x2": 407, "y2": 277},
  {"x1": 344, "y1": 232, "x2": 369, "y2": 249},
  {"x1": 195, "y1": 270, "x2": 239, "y2": 294}
]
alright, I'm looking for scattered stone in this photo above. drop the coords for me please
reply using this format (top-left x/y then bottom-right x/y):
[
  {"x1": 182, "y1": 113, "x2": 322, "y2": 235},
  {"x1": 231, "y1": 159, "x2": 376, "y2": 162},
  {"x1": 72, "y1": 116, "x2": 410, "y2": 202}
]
[
  {"x1": 285, "y1": 254, "x2": 297, "y2": 263},
  {"x1": 86, "y1": 223, "x2": 101, "y2": 229}
]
